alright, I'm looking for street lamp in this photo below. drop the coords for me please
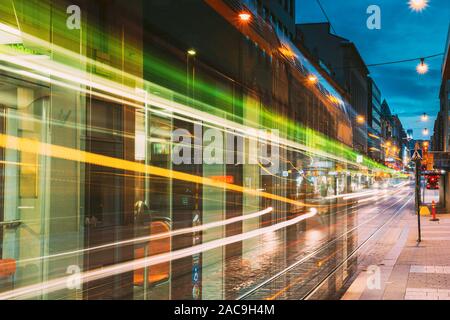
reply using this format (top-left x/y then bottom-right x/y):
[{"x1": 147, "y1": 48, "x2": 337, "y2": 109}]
[
  {"x1": 422, "y1": 128, "x2": 429, "y2": 136},
  {"x1": 416, "y1": 58, "x2": 429, "y2": 74},
  {"x1": 187, "y1": 49, "x2": 197, "y2": 56},
  {"x1": 307, "y1": 74, "x2": 318, "y2": 84},
  {"x1": 238, "y1": 12, "x2": 252, "y2": 22},
  {"x1": 409, "y1": 0, "x2": 429, "y2": 12},
  {"x1": 356, "y1": 115, "x2": 365, "y2": 124}
]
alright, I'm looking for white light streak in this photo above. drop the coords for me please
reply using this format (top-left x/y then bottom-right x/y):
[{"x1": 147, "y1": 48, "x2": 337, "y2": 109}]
[{"x1": 0, "y1": 211, "x2": 316, "y2": 300}]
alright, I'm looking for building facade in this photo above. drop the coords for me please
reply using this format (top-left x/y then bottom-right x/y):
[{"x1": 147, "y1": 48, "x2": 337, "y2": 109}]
[
  {"x1": 368, "y1": 78, "x2": 383, "y2": 162},
  {"x1": 0, "y1": 0, "x2": 398, "y2": 300},
  {"x1": 296, "y1": 22, "x2": 370, "y2": 155},
  {"x1": 432, "y1": 111, "x2": 444, "y2": 152},
  {"x1": 433, "y1": 24, "x2": 450, "y2": 209}
]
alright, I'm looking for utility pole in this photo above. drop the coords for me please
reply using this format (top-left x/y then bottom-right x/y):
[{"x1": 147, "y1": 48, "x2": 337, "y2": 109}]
[{"x1": 411, "y1": 142, "x2": 422, "y2": 242}]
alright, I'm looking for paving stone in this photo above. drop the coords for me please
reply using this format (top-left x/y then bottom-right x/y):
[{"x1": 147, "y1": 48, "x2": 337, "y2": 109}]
[{"x1": 343, "y1": 202, "x2": 450, "y2": 300}]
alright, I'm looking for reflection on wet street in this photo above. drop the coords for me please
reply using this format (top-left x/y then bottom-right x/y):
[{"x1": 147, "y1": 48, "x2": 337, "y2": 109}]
[{"x1": 150, "y1": 182, "x2": 413, "y2": 300}]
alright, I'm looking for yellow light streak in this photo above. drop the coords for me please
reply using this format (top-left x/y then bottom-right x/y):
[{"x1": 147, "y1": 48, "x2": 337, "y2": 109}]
[
  {"x1": 0, "y1": 133, "x2": 309, "y2": 207},
  {"x1": 0, "y1": 52, "x2": 368, "y2": 171}
]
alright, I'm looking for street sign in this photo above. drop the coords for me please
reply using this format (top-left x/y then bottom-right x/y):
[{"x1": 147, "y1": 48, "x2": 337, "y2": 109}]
[
  {"x1": 411, "y1": 143, "x2": 422, "y2": 161},
  {"x1": 411, "y1": 150, "x2": 422, "y2": 161}
]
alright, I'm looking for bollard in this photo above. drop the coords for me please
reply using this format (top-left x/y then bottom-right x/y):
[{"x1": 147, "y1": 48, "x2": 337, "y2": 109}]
[{"x1": 430, "y1": 200, "x2": 440, "y2": 222}]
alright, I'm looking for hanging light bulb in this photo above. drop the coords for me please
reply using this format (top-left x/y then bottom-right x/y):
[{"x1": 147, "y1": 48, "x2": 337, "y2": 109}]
[
  {"x1": 409, "y1": 0, "x2": 429, "y2": 12},
  {"x1": 422, "y1": 128, "x2": 429, "y2": 136},
  {"x1": 416, "y1": 58, "x2": 429, "y2": 74},
  {"x1": 421, "y1": 113, "x2": 428, "y2": 122}
]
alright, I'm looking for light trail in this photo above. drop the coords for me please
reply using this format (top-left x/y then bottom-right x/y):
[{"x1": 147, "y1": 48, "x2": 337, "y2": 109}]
[
  {"x1": 0, "y1": 209, "x2": 317, "y2": 300},
  {"x1": 303, "y1": 195, "x2": 414, "y2": 300},
  {"x1": 324, "y1": 181, "x2": 410, "y2": 200},
  {"x1": 266, "y1": 191, "x2": 412, "y2": 300},
  {"x1": 239, "y1": 188, "x2": 412, "y2": 300},
  {"x1": 18, "y1": 207, "x2": 274, "y2": 264},
  {"x1": 0, "y1": 4, "x2": 411, "y2": 301},
  {"x1": 0, "y1": 29, "x2": 398, "y2": 173},
  {"x1": 0, "y1": 55, "x2": 357, "y2": 170}
]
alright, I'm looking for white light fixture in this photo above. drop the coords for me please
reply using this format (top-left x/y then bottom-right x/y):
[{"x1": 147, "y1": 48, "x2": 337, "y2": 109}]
[{"x1": 416, "y1": 58, "x2": 429, "y2": 74}]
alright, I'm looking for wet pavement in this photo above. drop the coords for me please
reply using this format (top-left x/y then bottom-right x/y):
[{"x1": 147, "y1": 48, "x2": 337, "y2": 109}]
[
  {"x1": 196, "y1": 183, "x2": 414, "y2": 300},
  {"x1": 341, "y1": 189, "x2": 450, "y2": 300}
]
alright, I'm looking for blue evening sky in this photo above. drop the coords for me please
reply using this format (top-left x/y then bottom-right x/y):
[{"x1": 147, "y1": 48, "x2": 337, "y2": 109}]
[{"x1": 296, "y1": 0, "x2": 450, "y2": 139}]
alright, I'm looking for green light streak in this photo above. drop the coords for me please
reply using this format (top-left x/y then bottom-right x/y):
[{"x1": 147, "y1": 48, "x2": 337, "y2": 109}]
[{"x1": 0, "y1": 2, "x2": 402, "y2": 176}]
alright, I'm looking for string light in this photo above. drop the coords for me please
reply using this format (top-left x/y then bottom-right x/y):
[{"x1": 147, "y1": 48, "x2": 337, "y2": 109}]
[
  {"x1": 421, "y1": 113, "x2": 428, "y2": 122},
  {"x1": 416, "y1": 58, "x2": 429, "y2": 74}
]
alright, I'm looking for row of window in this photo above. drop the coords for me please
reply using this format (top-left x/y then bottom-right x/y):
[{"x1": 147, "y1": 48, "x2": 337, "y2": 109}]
[{"x1": 253, "y1": 1, "x2": 295, "y2": 41}]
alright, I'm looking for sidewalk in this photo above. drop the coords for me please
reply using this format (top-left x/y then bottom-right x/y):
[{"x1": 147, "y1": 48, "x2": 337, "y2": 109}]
[{"x1": 342, "y1": 200, "x2": 450, "y2": 300}]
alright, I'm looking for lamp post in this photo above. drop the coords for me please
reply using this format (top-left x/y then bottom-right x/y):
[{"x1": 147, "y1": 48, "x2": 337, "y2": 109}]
[{"x1": 411, "y1": 142, "x2": 422, "y2": 242}]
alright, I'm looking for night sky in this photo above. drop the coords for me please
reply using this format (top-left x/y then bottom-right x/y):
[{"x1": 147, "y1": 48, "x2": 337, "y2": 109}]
[{"x1": 296, "y1": 0, "x2": 450, "y2": 140}]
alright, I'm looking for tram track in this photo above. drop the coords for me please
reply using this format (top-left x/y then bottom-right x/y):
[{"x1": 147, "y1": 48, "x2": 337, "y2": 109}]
[
  {"x1": 302, "y1": 194, "x2": 413, "y2": 300},
  {"x1": 238, "y1": 188, "x2": 412, "y2": 300}
]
